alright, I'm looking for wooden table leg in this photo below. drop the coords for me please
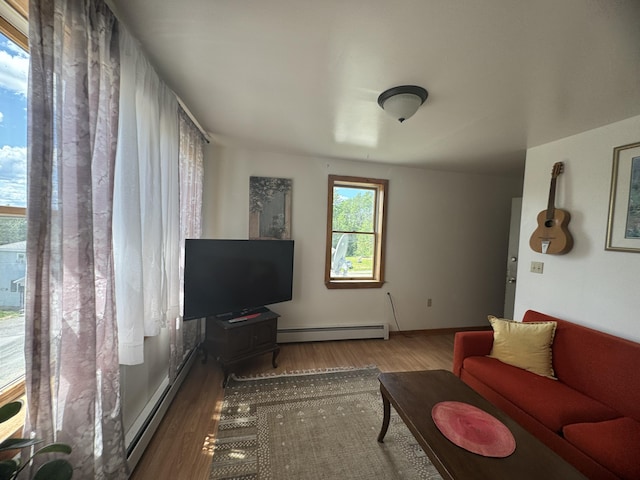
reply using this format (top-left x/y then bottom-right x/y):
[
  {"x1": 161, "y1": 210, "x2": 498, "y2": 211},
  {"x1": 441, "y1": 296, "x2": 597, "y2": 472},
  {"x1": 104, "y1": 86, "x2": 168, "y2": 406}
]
[
  {"x1": 272, "y1": 346, "x2": 280, "y2": 368},
  {"x1": 377, "y1": 386, "x2": 391, "y2": 443}
]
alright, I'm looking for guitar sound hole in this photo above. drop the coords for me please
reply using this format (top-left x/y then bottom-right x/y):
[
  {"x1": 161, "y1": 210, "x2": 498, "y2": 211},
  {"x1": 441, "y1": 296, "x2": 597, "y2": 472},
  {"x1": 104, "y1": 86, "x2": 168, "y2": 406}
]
[{"x1": 544, "y1": 220, "x2": 554, "y2": 228}]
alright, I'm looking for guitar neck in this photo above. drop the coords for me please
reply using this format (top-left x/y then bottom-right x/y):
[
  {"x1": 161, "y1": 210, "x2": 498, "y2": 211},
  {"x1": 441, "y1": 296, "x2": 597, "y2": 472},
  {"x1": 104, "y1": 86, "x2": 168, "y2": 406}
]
[{"x1": 546, "y1": 177, "x2": 557, "y2": 220}]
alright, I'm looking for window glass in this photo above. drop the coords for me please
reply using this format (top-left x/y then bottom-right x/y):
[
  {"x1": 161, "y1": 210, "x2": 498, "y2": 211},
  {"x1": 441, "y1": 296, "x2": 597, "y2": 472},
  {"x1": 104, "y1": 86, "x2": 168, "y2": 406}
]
[
  {"x1": 325, "y1": 175, "x2": 388, "y2": 288},
  {"x1": 0, "y1": 28, "x2": 28, "y2": 395},
  {"x1": 331, "y1": 186, "x2": 376, "y2": 278}
]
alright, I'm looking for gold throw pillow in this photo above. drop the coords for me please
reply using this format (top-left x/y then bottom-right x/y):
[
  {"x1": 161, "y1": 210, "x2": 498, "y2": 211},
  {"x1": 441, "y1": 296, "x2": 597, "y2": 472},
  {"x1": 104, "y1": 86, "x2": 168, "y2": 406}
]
[{"x1": 487, "y1": 315, "x2": 557, "y2": 378}]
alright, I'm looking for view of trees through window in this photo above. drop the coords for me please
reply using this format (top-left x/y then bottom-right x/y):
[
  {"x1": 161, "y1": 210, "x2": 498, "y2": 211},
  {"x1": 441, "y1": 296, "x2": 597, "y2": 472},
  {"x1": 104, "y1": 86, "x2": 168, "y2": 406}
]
[
  {"x1": 0, "y1": 28, "x2": 28, "y2": 393},
  {"x1": 331, "y1": 186, "x2": 376, "y2": 278},
  {"x1": 326, "y1": 175, "x2": 387, "y2": 288}
]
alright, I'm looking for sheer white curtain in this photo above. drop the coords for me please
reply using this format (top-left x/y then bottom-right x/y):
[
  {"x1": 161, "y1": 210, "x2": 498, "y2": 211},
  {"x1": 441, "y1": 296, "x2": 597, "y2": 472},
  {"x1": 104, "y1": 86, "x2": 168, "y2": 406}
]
[
  {"x1": 25, "y1": 0, "x2": 128, "y2": 476},
  {"x1": 169, "y1": 109, "x2": 205, "y2": 380},
  {"x1": 113, "y1": 26, "x2": 180, "y2": 365}
]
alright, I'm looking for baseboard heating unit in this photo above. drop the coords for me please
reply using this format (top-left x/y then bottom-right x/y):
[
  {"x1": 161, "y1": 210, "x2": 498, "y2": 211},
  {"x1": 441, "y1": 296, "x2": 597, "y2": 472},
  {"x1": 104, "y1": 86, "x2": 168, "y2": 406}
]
[
  {"x1": 125, "y1": 347, "x2": 197, "y2": 472},
  {"x1": 277, "y1": 323, "x2": 389, "y2": 343}
]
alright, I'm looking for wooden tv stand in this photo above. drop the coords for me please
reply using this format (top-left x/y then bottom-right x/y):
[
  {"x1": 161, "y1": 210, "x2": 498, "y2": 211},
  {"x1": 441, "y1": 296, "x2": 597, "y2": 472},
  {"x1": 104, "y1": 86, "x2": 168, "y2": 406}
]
[{"x1": 202, "y1": 307, "x2": 280, "y2": 387}]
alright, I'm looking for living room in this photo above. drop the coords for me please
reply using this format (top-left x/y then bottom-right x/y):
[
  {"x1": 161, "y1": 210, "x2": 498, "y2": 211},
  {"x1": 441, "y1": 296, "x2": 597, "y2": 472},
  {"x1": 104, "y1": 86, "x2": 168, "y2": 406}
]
[
  {"x1": 122, "y1": 1, "x2": 640, "y2": 477},
  {"x1": 1, "y1": 0, "x2": 640, "y2": 479}
]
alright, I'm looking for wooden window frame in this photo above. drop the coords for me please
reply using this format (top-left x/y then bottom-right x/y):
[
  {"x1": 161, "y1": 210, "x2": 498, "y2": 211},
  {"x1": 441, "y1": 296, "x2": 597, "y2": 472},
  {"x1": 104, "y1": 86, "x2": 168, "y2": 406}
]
[
  {"x1": 0, "y1": 3, "x2": 28, "y2": 444},
  {"x1": 0, "y1": 15, "x2": 29, "y2": 398},
  {"x1": 324, "y1": 175, "x2": 388, "y2": 289},
  {"x1": 0, "y1": 0, "x2": 28, "y2": 51}
]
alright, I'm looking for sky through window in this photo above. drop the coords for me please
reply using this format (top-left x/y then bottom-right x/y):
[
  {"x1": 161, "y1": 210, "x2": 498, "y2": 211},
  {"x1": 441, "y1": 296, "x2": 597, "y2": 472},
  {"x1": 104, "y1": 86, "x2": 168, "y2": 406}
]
[{"x1": 0, "y1": 31, "x2": 28, "y2": 208}]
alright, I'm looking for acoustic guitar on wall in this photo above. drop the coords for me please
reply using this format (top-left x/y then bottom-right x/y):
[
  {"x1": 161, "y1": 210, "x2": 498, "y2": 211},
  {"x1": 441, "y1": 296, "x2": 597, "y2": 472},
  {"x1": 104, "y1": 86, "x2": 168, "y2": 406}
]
[{"x1": 529, "y1": 162, "x2": 573, "y2": 254}]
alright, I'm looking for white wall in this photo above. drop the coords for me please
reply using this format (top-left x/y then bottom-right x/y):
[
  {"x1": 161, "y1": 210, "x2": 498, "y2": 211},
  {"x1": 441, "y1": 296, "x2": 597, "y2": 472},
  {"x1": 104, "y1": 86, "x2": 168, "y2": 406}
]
[
  {"x1": 514, "y1": 114, "x2": 640, "y2": 342},
  {"x1": 202, "y1": 145, "x2": 522, "y2": 332}
]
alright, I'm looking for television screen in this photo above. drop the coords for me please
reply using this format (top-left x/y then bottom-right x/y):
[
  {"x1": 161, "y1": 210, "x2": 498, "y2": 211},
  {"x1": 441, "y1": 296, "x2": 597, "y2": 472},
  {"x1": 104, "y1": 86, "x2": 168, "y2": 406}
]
[{"x1": 183, "y1": 239, "x2": 294, "y2": 320}]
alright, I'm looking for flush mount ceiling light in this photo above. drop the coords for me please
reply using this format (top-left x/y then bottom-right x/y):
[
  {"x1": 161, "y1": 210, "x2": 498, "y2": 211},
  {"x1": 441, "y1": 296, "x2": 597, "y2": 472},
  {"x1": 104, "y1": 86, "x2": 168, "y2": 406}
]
[{"x1": 377, "y1": 85, "x2": 428, "y2": 123}]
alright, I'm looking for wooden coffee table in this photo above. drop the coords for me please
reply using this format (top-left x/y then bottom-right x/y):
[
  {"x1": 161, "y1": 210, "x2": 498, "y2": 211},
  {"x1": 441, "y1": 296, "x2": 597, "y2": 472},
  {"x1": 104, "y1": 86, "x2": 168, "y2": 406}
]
[{"x1": 377, "y1": 370, "x2": 587, "y2": 480}]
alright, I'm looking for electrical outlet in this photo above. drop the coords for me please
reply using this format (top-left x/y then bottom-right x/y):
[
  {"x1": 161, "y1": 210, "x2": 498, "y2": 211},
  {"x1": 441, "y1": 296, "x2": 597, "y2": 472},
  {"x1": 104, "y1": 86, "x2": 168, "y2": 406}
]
[
  {"x1": 427, "y1": 298, "x2": 432, "y2": 307},
  {"x1": 530, "y1": 261, "x2": 544, "y2": 274}
]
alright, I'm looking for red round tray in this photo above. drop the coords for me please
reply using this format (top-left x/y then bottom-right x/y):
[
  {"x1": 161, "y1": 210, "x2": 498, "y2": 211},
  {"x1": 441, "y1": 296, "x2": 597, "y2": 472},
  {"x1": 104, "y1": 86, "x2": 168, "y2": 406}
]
[{"x1": 431, "y1": 401, "x2": 516, "y2": 457}]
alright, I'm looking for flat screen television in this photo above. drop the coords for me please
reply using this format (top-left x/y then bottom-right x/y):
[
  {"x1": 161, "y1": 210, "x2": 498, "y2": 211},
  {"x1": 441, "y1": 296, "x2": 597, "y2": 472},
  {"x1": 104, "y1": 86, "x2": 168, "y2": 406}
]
[{"x1": 183, "y1": 239, "x2": 294, "y2": 320}]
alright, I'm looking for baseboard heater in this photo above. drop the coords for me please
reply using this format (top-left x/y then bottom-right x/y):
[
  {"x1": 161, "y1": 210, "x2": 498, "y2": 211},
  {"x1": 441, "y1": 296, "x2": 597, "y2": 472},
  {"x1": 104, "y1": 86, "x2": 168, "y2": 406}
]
[
  {"x1": 277, "y1": 323, "x2": 389, "y2": 343},
  {"x1": 125, "y1": 347, "x2": 197, "y2": 472}
]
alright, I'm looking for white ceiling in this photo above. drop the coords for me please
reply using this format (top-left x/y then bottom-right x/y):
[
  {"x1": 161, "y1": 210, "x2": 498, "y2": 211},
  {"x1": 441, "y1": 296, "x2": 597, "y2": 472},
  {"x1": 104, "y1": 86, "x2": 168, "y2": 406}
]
[{"x1": 110, "y1": 0, "x2": 640, "y2": 177}]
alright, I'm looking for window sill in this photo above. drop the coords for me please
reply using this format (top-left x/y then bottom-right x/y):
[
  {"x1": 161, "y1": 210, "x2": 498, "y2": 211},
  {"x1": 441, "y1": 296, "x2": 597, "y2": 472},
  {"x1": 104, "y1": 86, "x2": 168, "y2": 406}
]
[
  {"x1": 0, "y1": 397, "x2": 26, "y2": 461},
  {"x1": 0, "y1": 380, "x2": 26, "y2": 452},
  {"x1": 325, "y1": 280, "x2": 384, "y2": 289}
]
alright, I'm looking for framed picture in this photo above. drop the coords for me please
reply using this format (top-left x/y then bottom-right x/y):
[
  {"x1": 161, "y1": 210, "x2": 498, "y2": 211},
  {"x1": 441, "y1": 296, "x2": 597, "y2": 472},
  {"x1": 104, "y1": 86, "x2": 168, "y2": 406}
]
[
  {"x1": 249, "y1": 176, "x2": 292, "y2": 240},
  {"x1": 606, "y1": 141, "x2": 640, "y2": 252}
]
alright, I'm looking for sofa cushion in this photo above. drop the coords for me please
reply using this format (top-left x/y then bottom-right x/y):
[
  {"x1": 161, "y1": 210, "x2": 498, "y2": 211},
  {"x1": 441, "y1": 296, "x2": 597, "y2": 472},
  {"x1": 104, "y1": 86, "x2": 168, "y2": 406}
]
[
  {"x1": 523, "y1": 310, "x2": 640, "y2": 422},
  {"x1": 563, "y1": 417, "x2": 640, "y2": 480},
  {"x1": 462, "y1": 356, "x2": 619, "y2": 432},
  {"x1": 487, "y1": 316, "x2": 556, "y2": 377}
]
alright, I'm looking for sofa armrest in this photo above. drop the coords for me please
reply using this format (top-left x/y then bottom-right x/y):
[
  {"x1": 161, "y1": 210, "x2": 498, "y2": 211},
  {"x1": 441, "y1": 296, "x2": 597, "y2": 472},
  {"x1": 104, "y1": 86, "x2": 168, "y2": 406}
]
[{"x1": 452, "y1": 330, "x2": 494, "y2": 377}]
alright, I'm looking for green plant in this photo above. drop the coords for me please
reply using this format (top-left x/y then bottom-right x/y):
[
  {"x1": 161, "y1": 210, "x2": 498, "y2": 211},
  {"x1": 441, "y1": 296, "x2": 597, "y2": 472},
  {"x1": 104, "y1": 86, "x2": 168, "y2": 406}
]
[{"x1": 0, "y1": 401, "x2": 72, "y2": 480}]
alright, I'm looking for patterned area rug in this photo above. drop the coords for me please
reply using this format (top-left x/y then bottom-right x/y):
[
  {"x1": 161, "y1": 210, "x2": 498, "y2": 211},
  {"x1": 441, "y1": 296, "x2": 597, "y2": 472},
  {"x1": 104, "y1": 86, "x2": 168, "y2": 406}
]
[{"x1": 210, "y1": 366, "x2": 442, "y2": 480}]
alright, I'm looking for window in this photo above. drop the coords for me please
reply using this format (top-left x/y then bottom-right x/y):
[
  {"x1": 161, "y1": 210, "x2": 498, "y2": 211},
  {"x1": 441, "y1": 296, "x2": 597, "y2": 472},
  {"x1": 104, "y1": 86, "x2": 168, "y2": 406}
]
[
  {"x1": 0, "y1": 208, "x2": 26, "y2": 399},
  {"x1": 0, "y1": 8, "x2": 28, "y2": 409},
  {"x1": 325, "y1": 175, "x2": 388, "y2": 289}
]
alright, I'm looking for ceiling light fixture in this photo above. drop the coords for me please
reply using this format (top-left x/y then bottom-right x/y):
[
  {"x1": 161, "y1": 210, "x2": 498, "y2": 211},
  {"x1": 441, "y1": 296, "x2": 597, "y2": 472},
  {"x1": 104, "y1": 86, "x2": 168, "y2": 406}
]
[{"x1": 377, "y1": 85, "x2": 428, "y2": 123}]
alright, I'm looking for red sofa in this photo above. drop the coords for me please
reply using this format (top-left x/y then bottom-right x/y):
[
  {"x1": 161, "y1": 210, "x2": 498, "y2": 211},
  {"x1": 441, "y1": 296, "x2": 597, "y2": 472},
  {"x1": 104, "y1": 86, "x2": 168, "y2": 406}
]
[{"x1": 453, "y1": 310, "x2": 640, "y2": 480}]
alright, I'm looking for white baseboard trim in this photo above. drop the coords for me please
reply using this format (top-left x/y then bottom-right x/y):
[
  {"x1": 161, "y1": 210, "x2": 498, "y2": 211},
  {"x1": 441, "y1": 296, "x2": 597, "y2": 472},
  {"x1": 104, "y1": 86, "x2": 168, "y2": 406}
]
[{"x1": 277, "y1": 323, "x2": 389, "y2": 343}]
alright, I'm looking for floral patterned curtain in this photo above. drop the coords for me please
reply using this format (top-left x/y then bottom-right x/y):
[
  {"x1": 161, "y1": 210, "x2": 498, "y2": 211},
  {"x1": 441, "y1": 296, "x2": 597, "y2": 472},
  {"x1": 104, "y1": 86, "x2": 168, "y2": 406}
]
[
  {"x1": 170, "y1": 108, "x2": 205, "y2": 381},
  {"x1": 25, "y1": 0, "x2": 128, "y2": 477}
]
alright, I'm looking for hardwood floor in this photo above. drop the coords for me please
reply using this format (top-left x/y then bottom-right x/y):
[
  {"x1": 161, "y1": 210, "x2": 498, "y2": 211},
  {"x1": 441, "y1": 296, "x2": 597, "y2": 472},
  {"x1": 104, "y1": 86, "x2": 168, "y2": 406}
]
[{"x1": 129, "y1": 332, "x2": 454, "y2": 480}]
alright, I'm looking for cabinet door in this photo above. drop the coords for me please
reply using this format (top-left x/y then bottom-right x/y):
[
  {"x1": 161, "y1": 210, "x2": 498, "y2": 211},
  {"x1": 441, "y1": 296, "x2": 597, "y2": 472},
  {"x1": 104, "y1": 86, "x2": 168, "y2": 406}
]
[
  {"x1": 225, "y1": 326, "x2": 254, "y2": 359},
  {"x1": 252, "y1": 318, "x2": 277, "y2": 351}
]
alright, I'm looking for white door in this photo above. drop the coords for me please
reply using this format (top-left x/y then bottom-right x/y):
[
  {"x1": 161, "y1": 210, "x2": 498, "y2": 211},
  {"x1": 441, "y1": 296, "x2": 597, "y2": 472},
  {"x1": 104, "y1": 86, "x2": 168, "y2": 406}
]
[{"x1": 503, "y1": 197, "x2": 522, "y2": 319}]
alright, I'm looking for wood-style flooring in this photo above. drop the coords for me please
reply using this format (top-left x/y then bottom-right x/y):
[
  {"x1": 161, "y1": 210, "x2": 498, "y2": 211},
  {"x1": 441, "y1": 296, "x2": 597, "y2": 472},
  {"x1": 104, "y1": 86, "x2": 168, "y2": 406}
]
[{"x1": 129, "y1": 332, "x2": 454, "y2": 480}]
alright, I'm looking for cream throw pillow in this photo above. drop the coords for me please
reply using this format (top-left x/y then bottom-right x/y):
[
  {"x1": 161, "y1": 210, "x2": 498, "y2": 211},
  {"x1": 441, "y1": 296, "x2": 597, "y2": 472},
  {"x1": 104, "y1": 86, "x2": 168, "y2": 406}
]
[{"x1": 487, "y1": 315, "x2": 557, "y2": 378}]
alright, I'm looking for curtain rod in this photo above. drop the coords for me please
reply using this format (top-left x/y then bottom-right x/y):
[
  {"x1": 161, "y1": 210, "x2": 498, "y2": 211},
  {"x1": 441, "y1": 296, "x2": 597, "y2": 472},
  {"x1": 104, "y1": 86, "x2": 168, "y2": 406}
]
[
  {"x1": 106, "y1": 0, "x2": 211, "y2": 145},
  {"x1": 177, "y1": 97, "x2": 211, "y2": 144}
]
